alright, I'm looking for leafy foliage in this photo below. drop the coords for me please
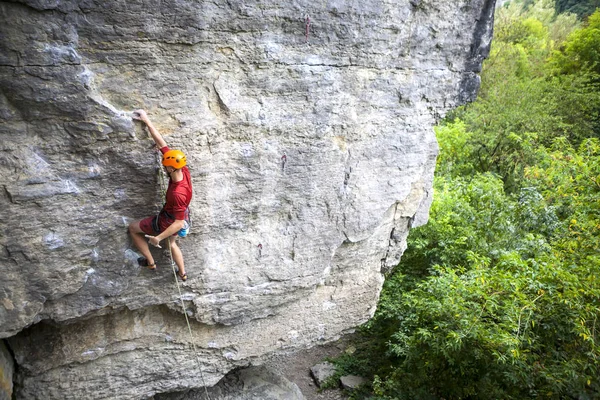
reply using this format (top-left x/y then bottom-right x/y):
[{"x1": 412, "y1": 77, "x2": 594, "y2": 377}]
[
  {"x1": 330, "y1": 2, "x2": 600, "y2": 399},
  {"x1": 550, "y1": 10, "x2": 600, "y2": 75},
  {"x1": 348, "y1": 174, "x2": 599, "y2": 399},
  {"x1": 526, "y1": 138, "x2": 600, "y2": 265},
  {"x1": 449, "y1": 5, "x2": 600, "y2": 191},
  {"x1": 555, "y1": 0, "x2": 600, "y2": 18}
]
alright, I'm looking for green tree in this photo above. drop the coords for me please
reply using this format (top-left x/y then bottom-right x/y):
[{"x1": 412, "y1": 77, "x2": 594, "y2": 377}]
[
  {"x1": 340, "y1": 172, "x2": 599, "y2": 399},
  {"x1": 550, "y1": 9, "x2": 600, "y2": 75},
  {"x1": 549, "y1": 10, "x2": 600, "y2": 143},
  {"x1": 449, "y1": 4, "x2": 598, "y2": 190},
  {"x1": 330, "y1": 3, "x2": 600, "y2": 400},
  {"x1": 556, "y1": 0, "x2": 600, "y2": 18},
  {"x1": 525, "y1": 137, "x2": 600, "y2": 265}
]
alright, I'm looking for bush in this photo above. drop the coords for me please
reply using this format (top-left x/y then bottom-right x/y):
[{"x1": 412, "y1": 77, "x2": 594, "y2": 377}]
[{"x1": 331, "y1": 3, "x2": 600, "y2": 399}]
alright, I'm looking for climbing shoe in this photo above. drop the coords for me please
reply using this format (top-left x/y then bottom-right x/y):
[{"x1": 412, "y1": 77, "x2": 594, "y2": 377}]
[
  {"x1": 175, "y1": 268, "x2": 188, "y2": 282},
  {"x1": 138, "y1": 257, "x2": 156, "y2": 270}
]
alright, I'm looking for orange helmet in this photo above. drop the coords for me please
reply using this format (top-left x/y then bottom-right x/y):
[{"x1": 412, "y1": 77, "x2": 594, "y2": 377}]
[{"x1": 162, "y1": 149, "x2": 187, "y2": 169}]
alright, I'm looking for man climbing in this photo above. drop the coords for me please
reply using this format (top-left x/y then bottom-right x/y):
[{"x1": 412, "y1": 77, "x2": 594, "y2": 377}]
[{"x1": 128, "y1": 109, "x2": 192, "y2": 281}]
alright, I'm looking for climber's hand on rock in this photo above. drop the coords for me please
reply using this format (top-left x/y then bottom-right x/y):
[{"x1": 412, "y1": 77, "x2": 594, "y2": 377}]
[
  {"x1": 133, "y1": 109, "x2": 149, "y2": 124},
  {"x1": 145, "y1": 234, "x2": 162, "y2": 248}
]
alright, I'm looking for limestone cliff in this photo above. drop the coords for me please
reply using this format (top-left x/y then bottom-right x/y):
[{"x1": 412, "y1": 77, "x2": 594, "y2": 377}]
[{"x1": 0, "y1": 0, "x2": 494, "y2": 398}]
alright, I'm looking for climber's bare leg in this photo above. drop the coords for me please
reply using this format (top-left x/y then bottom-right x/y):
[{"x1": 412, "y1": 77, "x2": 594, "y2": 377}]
[
  {"x1": 169, "y1": 236, "x2": 186, "y2": 278},
  {"x1": 128, "y1": 221, "x2": 156, "y2": 266}
]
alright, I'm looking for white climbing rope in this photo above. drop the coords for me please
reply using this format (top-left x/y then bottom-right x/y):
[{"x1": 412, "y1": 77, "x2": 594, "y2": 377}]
[{"x1": 156, "y1": 152, "x2": 212, "y2": 400}]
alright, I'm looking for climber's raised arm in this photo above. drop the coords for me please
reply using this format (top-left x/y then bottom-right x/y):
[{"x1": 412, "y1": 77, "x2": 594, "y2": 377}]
[{"x1": 133, "y1": 109, "x2": 167, "y2": 149}]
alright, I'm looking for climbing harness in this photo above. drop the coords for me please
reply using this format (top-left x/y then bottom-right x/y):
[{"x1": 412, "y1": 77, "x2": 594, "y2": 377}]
[
  {"x1": 150, "y1": 207, "x2": 191, "y2": 238},
  {"x1": 156, "y1": 155, "x2": 212, "y2": 400}
]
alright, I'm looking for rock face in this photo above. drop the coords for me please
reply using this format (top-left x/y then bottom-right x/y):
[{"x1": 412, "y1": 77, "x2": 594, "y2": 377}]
[
  {"x1": 0, "y1": 0, "x2": 494, "y2": 398},
  {"x1": 340, "y1": 375, "x2": 368, "y2": 390},
  {"x1": 156, "y1": 366, "x2": 306, "y2": 400},
  {"x1": 0, "y1": 341, "x2": 14, "y2": 400},
  {"x1": 310, "y1": 361, "x2": 337, "y2": 388}
]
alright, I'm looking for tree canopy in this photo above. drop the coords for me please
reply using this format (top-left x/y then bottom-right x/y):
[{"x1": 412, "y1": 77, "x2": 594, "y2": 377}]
[
  {"x1": 328, "y1": 3, "x2": 600, "y2": 399},
  {"x1": 555, "y1": 0, "x2": 600, "y2": 18}
]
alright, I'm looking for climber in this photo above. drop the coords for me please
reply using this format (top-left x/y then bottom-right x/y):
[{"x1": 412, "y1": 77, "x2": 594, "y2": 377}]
[{"x1": 128, "y1": 109, "x2": 192, "y2": 281}]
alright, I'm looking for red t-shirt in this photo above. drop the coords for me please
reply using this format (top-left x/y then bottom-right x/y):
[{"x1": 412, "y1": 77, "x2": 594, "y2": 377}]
[{"x1": 161, "y1": 146, "x2": 192, "y2": 220}]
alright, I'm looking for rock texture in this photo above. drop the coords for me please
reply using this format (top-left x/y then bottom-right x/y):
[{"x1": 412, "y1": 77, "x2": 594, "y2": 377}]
[
  {"x1": 156, "y1": 366, "x2": 306, "y2": 400},
  {"x1": 0, "y1": 341, "x2": 13, "y2": 400},
  {"x1": 310, "y1": 362, "x2": 337, "y2": 388},
  {"x1": 0, "y1": 0, "x2": 494, "y2": 398},
  {"x1": 340, "y1": 375, "x2": 367, "y2": 390}
]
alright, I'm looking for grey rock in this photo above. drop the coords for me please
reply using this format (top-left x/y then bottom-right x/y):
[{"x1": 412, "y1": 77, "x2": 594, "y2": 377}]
[
  {"x1": 0, "y1": 0, "x2": 494, "y2": 399},
  {"x1": 156, "y1": 366, "x2": 305, "y2": 400},
  {"x1": 0, "y1": 341, "x2": 14, "y2": 400},
  {"x1": 310, "y1": 362, "x2": 337, "y2": 388},
  {"x1": 340, "y1": 375, "x2": 368, "y2": 390}
]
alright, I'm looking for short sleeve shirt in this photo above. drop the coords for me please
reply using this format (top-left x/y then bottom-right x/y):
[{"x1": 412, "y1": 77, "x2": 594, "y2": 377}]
[{"x1": 161, "y1": 146, "x2": 192, "y2": 220}]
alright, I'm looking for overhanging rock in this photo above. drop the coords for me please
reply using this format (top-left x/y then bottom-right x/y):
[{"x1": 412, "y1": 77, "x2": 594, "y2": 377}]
[{"x1": 0, "y1": 0, "x2": 495, "y2": 398}]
